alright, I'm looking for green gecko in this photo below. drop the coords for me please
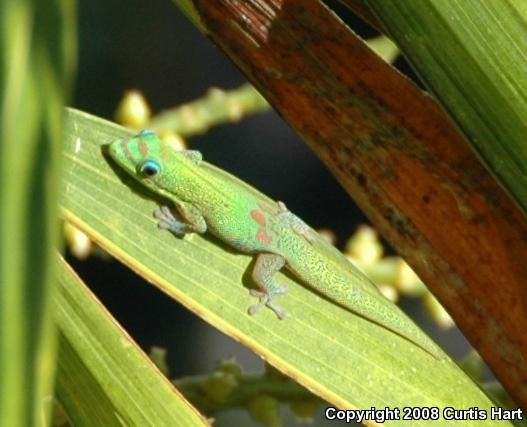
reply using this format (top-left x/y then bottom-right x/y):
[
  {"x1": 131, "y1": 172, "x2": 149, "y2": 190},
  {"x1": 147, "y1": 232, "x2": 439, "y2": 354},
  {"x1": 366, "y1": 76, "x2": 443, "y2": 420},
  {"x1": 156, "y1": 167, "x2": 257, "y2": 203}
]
[{"x1": 106, "y1": 129, "x2": 443, "y2": 359}]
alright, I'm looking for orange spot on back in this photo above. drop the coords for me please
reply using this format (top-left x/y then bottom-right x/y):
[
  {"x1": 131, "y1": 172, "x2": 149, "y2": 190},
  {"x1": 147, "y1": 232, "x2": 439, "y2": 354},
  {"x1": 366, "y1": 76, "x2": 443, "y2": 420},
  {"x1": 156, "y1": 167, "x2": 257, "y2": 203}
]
[
  {"x1": 250, "y1": 209, "x2": 266, "y2": 225},
  {"x1": 256, "y1": 230, "x2": 272, "y2": 244}
]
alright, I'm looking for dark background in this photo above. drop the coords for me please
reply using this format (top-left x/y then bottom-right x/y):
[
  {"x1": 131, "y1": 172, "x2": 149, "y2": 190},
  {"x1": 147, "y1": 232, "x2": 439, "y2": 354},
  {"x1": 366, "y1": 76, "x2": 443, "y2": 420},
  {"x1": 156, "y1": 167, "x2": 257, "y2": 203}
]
[{"x1": 69, "y1": 1, "x2": 470, "y2": 425}]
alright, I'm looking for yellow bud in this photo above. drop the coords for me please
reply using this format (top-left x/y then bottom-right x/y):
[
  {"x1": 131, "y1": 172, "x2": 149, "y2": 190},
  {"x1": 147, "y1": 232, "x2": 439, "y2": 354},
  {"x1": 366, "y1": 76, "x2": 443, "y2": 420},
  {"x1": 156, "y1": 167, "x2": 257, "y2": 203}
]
[
  {"x1": 115, "y1": 90, "x2": 151, "y2": 129},
  {"x1": 289, "y1": 399, "x2": 319, "y2": 421},
  {"x1": 345, "y1": 225, "x2": 383, "y2": 264},
  {"x1": 63, "y1": 222, "x2": 92, "y2": 260},
  {"x1": 378, "y1": 284, "x2": 399, "y2": 303},
  {"x1": 201, "y1": 372, "x2": 237, "y2": 404},
  {"x1": 248, "y1": 394, "x2": 281, "y2": 427},
  {"x1": 317, "y1": 228, "x2": 336, "y2": 245},
  {"x1": 423, "y1": 292, "x2": 454, "y2": 329},
  {"x1": 395, "y1": 260, "x2": 426, "y2": 296},
  {"x1": 158, "y1": 130, "x2": 187, "y2": 151},
  {"x1": 218, "y1": 357, "x2": 243, "y2": 379},
  {"x1": 366, "y1": 35, "x2": 400, "y2": 64}
]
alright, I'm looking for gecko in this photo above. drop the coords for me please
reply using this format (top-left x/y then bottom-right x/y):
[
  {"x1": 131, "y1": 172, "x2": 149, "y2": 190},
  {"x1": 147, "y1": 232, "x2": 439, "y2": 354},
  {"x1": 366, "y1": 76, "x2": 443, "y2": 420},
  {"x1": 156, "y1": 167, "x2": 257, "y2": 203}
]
[{"x1": 105, "y1": 129, "x2": 443, "y2": 359}]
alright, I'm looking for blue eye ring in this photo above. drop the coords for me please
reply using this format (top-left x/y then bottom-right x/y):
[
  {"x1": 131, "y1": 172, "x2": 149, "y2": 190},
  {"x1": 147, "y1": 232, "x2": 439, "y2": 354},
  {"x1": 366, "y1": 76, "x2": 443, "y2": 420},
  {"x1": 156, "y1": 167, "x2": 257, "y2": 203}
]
[
  {"x1": 138, "y1": 129, "x2": 156, "y2": 137},
  {"x1": 139, "y1": 160, "x2": 160, "y2": 177}
]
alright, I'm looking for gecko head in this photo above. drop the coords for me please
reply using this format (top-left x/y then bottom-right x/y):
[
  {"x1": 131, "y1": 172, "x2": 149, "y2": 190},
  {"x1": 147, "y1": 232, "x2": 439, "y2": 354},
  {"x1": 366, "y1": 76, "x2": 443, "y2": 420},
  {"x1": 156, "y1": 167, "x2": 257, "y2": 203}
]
[{"x1": 105, "y1": 129, "x2": 202, "y2": 196}]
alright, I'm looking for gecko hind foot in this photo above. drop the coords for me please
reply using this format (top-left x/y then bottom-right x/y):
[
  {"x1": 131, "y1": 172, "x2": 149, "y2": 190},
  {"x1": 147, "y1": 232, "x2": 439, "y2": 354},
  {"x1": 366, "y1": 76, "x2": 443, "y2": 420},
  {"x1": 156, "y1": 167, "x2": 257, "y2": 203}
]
[
  {"x1": 248, "y1": 288, "x2": 288, "y2": 319},
  {"x1": 275, "y1": 201, "x2": 317, "y2": 244}
]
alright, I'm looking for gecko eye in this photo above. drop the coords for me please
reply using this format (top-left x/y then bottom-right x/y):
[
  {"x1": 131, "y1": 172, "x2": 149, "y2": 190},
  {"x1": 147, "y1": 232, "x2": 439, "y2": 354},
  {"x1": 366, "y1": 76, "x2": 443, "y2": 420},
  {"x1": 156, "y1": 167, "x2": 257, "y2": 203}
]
[{"x1": 139, "y1": 160, "x2": 160, "y2": 177}]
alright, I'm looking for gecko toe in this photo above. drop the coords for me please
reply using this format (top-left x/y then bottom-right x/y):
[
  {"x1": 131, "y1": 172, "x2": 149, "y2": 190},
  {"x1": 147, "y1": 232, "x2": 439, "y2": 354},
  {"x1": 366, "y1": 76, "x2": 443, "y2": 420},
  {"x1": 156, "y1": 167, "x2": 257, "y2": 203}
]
[
  {"x1": 248, "y1": 303, "x2": 263, "y2": 316},
  {"x1": 274, "y1": 285, "x2": 288, "y2": 295},
  {"x1": 247, "y1": 289, "x2": 287, "y2": 319},
  {"x1": 267, "y1": 302, "x2": 287, "y2": 319},
  {"x1": 248, "y1": 289, "x2": 287, "y2": 319},
  {"x1": 157, "y1": 221, "x2": 171, "y2": 230},
  {"x1": 249, "y1": 289, "x2": 265, "y2": 297}
]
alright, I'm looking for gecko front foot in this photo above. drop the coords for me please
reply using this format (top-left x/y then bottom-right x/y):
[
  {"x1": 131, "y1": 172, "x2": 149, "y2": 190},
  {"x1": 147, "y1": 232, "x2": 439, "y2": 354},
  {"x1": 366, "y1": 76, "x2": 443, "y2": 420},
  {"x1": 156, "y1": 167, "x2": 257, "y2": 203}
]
[
  {"x1": 248, "y1": 288, "x2": 288, "y2": 319},
  {"x1": 154, "y1": 206, "x2": 190, "y2": 236}
]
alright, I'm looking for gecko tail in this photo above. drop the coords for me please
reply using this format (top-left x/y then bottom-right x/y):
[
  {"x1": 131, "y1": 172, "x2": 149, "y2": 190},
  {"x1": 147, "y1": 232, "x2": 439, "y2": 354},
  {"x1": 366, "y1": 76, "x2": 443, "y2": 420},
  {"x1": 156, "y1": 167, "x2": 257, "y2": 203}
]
[{"x1": 347, "y1": 291, "x2": 445, "y2": 360}]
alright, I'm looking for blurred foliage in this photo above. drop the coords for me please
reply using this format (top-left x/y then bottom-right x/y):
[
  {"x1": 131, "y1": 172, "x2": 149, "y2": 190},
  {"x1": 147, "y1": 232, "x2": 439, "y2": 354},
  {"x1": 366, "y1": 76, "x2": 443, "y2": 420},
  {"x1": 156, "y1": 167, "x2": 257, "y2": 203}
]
[{"x1": 0, "y1": 0, "x2": 76, "y2": 425}]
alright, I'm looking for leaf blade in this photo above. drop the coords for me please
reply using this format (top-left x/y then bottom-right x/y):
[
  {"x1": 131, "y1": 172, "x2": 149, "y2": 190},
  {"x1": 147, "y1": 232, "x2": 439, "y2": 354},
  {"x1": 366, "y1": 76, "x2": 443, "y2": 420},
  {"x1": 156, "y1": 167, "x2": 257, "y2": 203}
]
[
  {"x1": 60, "y1": 108, "x2": 512, "y2": 426},
  {"x1": 363, "y1": 0, "x2": 527, "y2": 213},
  {"x1": 55, "y1": 255, "x2": 209, "y2": 426}
]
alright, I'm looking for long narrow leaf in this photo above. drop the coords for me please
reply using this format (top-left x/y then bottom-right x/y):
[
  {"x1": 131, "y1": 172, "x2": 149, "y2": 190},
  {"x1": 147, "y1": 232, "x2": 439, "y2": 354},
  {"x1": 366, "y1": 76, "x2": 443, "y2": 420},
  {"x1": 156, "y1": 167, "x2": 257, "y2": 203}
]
[
  {"x1": 0, "y1": 0, "x2": 76, "y2": 424},
  {"x1": 55, "y1": 255, "x2": 208, "y2": 426},
  {"x1": 173, "y1": 0, "x2": 527, "y2": 410},
  {"x1": 363, "y1": 0, "x2": 527, "y2": 214},
  {"x1": 60, "y1": 108, "x2": 511, "y2": 426}
]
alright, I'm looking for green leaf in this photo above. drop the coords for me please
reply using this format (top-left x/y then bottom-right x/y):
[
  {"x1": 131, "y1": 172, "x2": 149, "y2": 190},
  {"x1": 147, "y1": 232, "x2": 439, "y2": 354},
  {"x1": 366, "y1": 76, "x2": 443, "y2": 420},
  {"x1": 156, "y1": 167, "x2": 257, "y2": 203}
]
[
  {"x1": 0, "y1": 0, "x2": 76, "y2": 424},
  {"x1": 364, "y1": 0, "x2": 527, "y2": 214},
  {"x1": 61, "y1": 108, "x2": 512, "y2": 426},
  {"x1": 54, "y1": 255, "x2": 208, "y2": 426}
]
